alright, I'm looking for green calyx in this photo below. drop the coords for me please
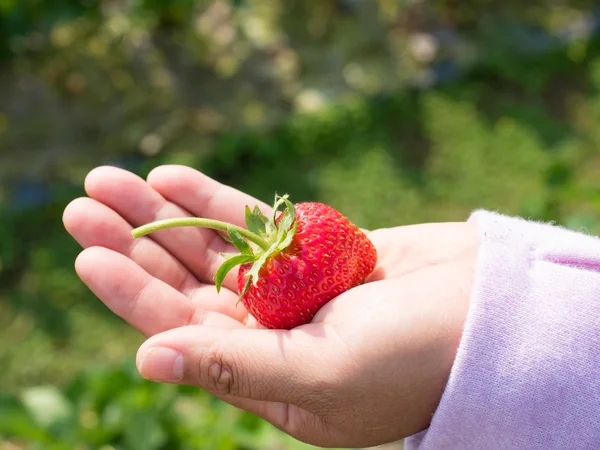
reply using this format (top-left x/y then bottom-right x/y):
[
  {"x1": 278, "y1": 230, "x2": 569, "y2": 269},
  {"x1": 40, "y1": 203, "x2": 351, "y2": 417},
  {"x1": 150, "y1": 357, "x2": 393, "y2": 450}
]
[{"x1": 131, "y1": 194, "x2": 298, "y2": 300}]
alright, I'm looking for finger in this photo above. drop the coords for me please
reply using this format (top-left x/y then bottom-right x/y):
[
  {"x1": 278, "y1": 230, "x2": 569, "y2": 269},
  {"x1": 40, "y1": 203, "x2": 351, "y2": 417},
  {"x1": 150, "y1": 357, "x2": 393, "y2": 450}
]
[
  {"x1": 84, "y1": 166, "x2": 234, "y2": 288},
  {"x1": 146, "y1": 165, "x2": 272, "y2": 228},
  {"x1": 64, "y1": 197, "x2": 192, "y2": 292},
  {"x1": 63, "y1": 197, "x2": 246, "y2": 322},
  {"x1": 75, "y1": 246, "x2": 243, "y2": 336},
  {"x1": 135, "y1": 324, "x2": 333, "y2": 406}
]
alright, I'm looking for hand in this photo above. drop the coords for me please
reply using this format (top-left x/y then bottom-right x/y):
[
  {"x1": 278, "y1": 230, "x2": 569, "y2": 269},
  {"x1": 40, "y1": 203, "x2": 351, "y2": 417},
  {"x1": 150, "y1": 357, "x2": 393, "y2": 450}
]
[
  {"x1": 63, "y1": 164, "x2": 268, "y2": 331},
  {"x1": 64, "y1": 165, "x2": 479, "y2": 448}
]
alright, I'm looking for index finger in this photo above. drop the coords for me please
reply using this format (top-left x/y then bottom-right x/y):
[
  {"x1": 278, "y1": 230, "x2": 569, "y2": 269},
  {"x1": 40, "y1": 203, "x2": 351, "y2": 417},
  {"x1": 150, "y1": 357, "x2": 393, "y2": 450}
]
[{"x1": 146, "y1": 165, "x2": 272, "y2": 228}]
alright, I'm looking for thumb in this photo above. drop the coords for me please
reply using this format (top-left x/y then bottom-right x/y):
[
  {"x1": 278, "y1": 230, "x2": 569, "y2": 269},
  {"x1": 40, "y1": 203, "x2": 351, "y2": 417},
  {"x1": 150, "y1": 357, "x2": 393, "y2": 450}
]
[{"x1": 136, "y1": 324, "x2": 327, "y2": 404}]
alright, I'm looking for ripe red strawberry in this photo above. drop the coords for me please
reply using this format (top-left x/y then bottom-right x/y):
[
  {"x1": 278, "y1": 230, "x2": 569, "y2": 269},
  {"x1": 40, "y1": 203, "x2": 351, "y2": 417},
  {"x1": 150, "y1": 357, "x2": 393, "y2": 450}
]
[{"x1": 132, "y1": 195, "x2": 377, "y2": 329}]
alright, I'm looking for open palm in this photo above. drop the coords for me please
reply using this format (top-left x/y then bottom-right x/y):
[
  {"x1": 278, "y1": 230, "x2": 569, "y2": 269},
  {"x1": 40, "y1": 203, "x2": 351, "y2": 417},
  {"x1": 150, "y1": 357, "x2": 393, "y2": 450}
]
[{"x1": 64, "y1": 165, "x2": 476, "y2": 447}]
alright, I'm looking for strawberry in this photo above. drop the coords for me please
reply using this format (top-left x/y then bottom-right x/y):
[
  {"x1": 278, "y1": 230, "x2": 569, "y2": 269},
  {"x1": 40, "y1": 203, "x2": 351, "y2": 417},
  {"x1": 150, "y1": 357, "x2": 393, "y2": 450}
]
[{"x1": 132, "y1": 194, "x2": 377, "y2": 329}]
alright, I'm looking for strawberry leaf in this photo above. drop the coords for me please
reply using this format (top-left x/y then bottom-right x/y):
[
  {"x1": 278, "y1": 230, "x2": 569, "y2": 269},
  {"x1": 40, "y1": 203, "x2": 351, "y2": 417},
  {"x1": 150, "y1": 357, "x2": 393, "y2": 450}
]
[
  {"x1": 278, "y1": 220, "x2": 297, "y2": 250},
  {"x1": 245, "y1": 206, "x2": 268, "y2": 237},
  {"x1": 254, "y1": 205, "x2": 276, "y2": 235},
  {"x1": 271, "y1": 194, "x2": 289, "y2": 223},
  {"x1": 273, "y1": 195, "x2": 297, "y2": 250},
  {"x1": 277, "y1": 201, "x2": 296, "y2": 233},
  {"x1": 252, "y1": 206, "x2": 269, "y2": 225},
  {"x1": 214, "y1": 254, "x2": 255, "y2": 292},
  {"x1": 247, "y1": 239, "x2": 280, "y2": 287},
  {"x1": 227, "y1": 226, "x2": 252, "y2": 255}
]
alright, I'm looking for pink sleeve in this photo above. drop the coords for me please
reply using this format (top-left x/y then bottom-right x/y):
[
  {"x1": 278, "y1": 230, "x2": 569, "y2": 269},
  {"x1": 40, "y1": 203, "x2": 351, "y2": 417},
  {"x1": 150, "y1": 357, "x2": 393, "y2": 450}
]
[{"x1": 405, "y1": 210, "x2": 600, "y2": 449}]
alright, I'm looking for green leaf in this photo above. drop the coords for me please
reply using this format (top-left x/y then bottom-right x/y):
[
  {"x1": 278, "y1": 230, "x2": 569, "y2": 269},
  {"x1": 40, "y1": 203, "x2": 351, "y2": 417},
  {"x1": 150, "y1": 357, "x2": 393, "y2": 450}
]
[
  {"x1": 271, "y1": 194, "x2": 289, "y2": 223},
  {"x1": 278, "y1": 221, "x2": 298, "y2": 250},
  {"x1": 246, "y1": 239, "x2": 279, "y2": 288},
  {"x1": 272, "y1": 194, "x2": 296, "y2": 234},
  {"x1": 277, "y1": 210, "x2": 294, "y2": 235},
  {"x1": 282, "y1": 195, "x2": 296, "y2": 224},
  {"x1": 273, "y1": 195, "x2": 297, "y2": 251},
  {"x1": 214, "y1": 254, "x2": 255, "y2": 292},
  {"x1": 252, "y1": 205, "x2": 269, "y2": 225},
  {"x1": 237, "y1": 195, "x2": 298, "y2": 294},
  {"x1": 227, "y1": 226, "x2": 252, "y2": 255},
  {"x1": 245, "y1": 205, "x2": 267, "y2": 236},
  {"x1": 255, "y1": 205, "x2": 276, "y2": 235}
]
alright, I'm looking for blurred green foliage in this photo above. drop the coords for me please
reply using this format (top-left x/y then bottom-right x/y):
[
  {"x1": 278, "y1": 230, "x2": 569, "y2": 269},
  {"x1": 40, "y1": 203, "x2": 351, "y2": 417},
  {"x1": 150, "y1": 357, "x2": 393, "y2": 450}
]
[
  {"x1": 2, "y1": 1, "x2": 600, "y2": 449},
  {"x1": 0, "y1": 361, "x2": 336, "y2": 449}
]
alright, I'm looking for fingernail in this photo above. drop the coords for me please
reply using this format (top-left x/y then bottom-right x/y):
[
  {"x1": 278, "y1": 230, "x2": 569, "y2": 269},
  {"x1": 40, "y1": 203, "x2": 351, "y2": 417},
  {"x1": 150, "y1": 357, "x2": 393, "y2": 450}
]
[{"x1": 139, "y1": 347, "x2": 184, "y2": 381}]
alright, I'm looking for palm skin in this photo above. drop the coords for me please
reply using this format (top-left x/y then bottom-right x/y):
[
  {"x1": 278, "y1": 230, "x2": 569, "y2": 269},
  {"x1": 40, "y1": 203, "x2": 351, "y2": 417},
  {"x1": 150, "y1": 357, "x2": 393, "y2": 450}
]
[{"x1": 63, "y1": 165, "x2": 478, "y2": 448}]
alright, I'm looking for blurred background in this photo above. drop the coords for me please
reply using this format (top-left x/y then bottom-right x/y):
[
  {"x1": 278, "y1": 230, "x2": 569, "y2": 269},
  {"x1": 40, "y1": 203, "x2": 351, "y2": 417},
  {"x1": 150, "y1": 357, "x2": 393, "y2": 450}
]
[{"x1": 2, "y1": 0, "x2": 600, "y2": 448}]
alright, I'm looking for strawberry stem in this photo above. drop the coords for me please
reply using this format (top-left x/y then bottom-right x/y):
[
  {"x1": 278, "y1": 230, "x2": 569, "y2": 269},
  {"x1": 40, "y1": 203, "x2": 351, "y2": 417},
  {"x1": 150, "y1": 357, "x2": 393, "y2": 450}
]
[
  {"x1": 130, "y1": 195, "x2": 297, "y2": 298},
  {"x1": 131, "y1": 218, "x2": 270, "y2": 250}
]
